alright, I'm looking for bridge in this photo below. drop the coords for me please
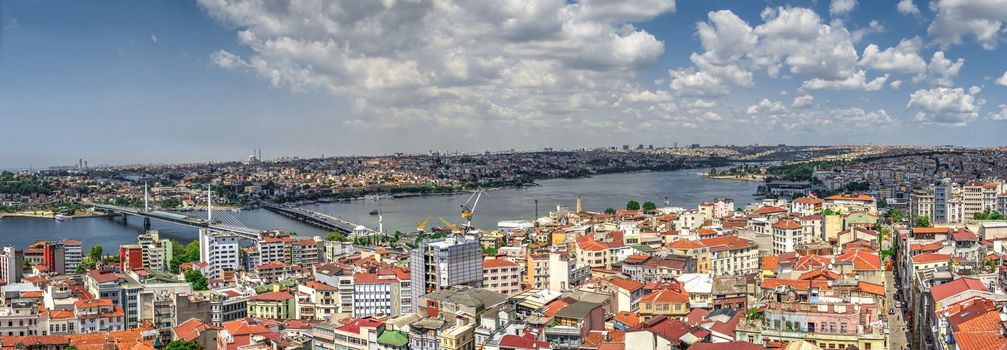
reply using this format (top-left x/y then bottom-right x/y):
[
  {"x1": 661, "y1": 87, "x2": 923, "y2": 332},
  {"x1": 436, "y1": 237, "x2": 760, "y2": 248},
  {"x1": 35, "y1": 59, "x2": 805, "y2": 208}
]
[
  {"x1": 85, "y1": 201, "x2": 263, "y2": 240},
  {"x1": 262, "y1": 204, "x2": 377, "y2": 235}
]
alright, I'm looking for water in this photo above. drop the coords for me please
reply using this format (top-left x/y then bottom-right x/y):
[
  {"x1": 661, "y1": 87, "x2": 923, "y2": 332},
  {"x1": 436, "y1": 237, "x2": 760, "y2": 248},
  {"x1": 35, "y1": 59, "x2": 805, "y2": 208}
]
[{"x1": 0, "y1": 169, "x2": 758, "y2": 249}]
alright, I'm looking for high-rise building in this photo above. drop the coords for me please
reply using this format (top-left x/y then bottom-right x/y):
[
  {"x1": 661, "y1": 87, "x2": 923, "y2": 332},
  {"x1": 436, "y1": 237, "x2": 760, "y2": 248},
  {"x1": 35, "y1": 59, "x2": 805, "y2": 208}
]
[
  {"x1": 138, "y1": 231, "x2": 172, "y2": 271},
  {"x1": 63, "y1": 239, "x2": 82, "y2": 273},
  {"x1": 409, "y1": 236, "x2": 483, "y2": 311},
  {"x1": 352, "y1": 268, "x2": 412, "y2": 318},
  {"x1": 198, "y1": 229, "x2": 240, "y2": 280},
  {"x1": 0, "y1": 247, "x2": 23, "y2": 284},
  {"x1": 42, "y1": 241, "x2": 66, "y2": 275}
]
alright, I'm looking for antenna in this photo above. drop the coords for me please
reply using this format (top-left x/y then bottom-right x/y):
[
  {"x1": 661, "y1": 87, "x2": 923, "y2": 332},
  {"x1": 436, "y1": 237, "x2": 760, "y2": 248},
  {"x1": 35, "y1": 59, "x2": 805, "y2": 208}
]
[{"x1": 207, "y1": 186, "x2": 212, "y2": 225}]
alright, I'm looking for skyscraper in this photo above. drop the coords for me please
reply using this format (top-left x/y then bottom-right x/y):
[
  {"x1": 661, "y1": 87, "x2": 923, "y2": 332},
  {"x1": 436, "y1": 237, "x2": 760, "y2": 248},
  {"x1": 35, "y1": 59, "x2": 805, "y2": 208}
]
[{"x1": 409, "y1": 235, "x2": 483, "y2": 311}]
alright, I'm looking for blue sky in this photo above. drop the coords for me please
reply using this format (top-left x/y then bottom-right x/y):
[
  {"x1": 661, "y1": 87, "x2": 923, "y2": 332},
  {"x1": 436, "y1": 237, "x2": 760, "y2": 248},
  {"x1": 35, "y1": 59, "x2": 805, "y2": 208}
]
[{"x1": 1, "y1": 0, "x2": 1006, "y2": 168}]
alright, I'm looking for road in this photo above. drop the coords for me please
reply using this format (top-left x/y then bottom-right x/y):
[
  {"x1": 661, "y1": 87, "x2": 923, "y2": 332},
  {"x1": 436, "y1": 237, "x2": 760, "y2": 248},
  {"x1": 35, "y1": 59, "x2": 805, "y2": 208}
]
[{"x1": 886, "y1": 270, "x2": 908, "y2": 350}]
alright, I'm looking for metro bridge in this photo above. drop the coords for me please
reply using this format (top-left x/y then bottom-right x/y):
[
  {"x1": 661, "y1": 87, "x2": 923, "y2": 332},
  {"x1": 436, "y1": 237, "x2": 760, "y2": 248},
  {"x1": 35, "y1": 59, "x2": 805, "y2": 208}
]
[{"x1": 85, "y1": 201, "x2": 263, "y2": 240}]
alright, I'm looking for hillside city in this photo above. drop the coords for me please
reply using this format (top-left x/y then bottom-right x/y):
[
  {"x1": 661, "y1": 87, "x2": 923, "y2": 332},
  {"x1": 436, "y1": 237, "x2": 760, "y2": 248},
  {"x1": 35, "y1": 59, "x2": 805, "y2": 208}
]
[{"x1": 1, "y1": 146, "x2": 1007, "y2": 350}]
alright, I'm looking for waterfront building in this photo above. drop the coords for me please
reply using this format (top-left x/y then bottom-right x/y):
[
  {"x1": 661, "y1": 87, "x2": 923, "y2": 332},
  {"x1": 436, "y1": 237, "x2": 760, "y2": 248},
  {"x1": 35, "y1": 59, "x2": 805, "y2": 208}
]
[
  {"x1": 198, "y1": 229, "x2": 240, "y2": 280},
  {"x1": 0, "y1": 247, "x2": 23, "y2": 284}
]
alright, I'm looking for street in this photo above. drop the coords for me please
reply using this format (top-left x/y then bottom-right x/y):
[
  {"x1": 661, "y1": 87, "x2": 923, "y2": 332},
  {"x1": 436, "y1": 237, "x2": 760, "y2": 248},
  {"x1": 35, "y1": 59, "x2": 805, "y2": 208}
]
[{"x1": 886, "y1": 270, "x2": 908, "y2": 350}]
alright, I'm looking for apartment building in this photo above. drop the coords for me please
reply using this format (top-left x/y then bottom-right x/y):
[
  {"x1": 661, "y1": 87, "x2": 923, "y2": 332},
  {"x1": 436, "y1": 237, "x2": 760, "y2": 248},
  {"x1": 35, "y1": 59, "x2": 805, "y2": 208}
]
[
  {"x1": 198, "y1": 229, "x2": 240, "y2": 280},
  {"x1": 482, "y1": 258, "x2": 521, "y2": 296}
]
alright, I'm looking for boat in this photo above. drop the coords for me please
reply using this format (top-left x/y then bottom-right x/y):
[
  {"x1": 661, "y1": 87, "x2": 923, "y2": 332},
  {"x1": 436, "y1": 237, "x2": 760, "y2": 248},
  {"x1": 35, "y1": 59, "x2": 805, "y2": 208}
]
[
  {"x1": 54, "y1": 214, "x2": 71, "y2": 221},
  {"x1": 369, "y1": 210, "x2": 380, "y2": 215}
]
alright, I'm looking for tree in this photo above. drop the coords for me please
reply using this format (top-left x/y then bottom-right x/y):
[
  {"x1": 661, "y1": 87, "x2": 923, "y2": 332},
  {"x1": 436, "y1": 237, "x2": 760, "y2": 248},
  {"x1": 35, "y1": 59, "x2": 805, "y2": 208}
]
[
  {"x1": 604, "y1": 208, "x2": 616, "y2": 215},
  {"x1": 88, "y1": 245, "x2": 103, "y2": 262},
  {"x1": 642, "y1": 201, "x2": 657, "y2": 211},
  {"x1": 184, "y1": 269, "x2": 209, "y2": 291},
  {"x1": 889, "y1": 209, "x2": 903, "y2": 223},
  {"x1": 326, "y1": 232, "x2": 347, "y2": 242},
  {"x1": 626, "y1": 201, "x2": 641, "y2": 211},
  {"x1": 165, "y1": 340, "x2": 203, "y2": 350},
  {"x1": 916, "y1": 215, "x2": 931, "y2": 228}
]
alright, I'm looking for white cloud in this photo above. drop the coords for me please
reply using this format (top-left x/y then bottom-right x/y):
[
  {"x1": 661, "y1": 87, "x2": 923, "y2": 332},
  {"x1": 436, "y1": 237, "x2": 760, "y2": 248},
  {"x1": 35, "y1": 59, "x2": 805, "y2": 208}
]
[
  {"x1": 700, "y1": 111, "x2": 722, "y2": 121},
  {"x1": 924, "y1": 51, "x2": 965, "y2": 86},
  {"x1": 801, "y1": 70, "x2": 888, "y2": 91},
  {"x1": 199, "y1": 0, "x2": 676, "y2": 129},
  {"x1": 996, "y1": 71, "x2": 1007, "y2": 86},
  {"x1": 210, "y1": 50, "x2": 248, "y2": 70},
  {"x1": 830, "y1": 0, "x2": 858, "y2": 16},
  {"x1": 851, "y1": 20, "x2": 884, "y2": 43},
  {"x1": 897, "y1": 0, "x2": 920, "y2": 15},
  {"x1": 747, "y1": 99, "x2": 788, "y2": 114},
  {"x1": 989, "y1": 104, "x2": 1007, "y2": 120},
  {"x1": 755, "y1": 7, "x2": 860, "y2": 80},
  {"x1": 859, "y1": 37, "x2": 926, "y2": 74},
  {"x1": 907, "y1": 86, "x2": 983, "y2": 126},
  {"x1": 670, "y1": 10, "x2": 755, "y2": 96},
  {"x1": 792, "y1": 94, "x2": 814, "y2": 108},
  {"x1": 929, "y1": 0, "x2": 1007, "y2": 50},
  {"x1": 890, "y1": 80, "x2": 904, "y2": 89},
  {"x1": 150, "y1": 34, "x2": 158, "y2": 43}
]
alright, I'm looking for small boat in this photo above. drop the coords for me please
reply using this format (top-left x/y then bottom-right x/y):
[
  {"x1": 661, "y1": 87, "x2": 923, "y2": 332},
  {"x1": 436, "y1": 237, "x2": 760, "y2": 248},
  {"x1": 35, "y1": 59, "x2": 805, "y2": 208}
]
[
  {"x1": 369, "y1": 210, "x2": 380, "y2": 215},
  {"x1": 54, "y1": 214, "x2": 71, "y2": 221}
]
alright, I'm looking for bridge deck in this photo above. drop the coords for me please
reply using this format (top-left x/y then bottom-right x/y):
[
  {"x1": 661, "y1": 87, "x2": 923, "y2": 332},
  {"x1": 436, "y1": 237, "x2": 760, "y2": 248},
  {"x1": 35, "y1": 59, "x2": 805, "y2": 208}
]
[{"x1": 262, "y1": 204, "x2": 376, "y2": 235}]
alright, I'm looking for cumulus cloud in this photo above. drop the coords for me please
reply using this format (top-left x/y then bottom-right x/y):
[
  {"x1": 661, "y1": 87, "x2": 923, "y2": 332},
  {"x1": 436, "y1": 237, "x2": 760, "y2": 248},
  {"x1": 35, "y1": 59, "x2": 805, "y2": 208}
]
[
  {"x1": 851, "y1": 20, "x2": 884, "y2": 43},
  {"x1": 198, "y1": 0, "x2": 676, "y2": 129},
  {"x1": 897, "y1": 0, "x2": 920, "y2": 15},
  {"x1": 801, "y1": 70, "x2": 888, "y2": 91},
  {"x1": 746, "y1": 99, "x2": 788, "y2": 115},
  {"x1": 859, "y1": 37, "x2": 926, "y2": 74},
  {"x1": 792, "y1": 94, "x2": 814, "y2": 108},
  {"x1": 924, "y1": 51, "x2": 965, "y2": 86},
  {"x1": 929, "y1": 0, "x2": 1007, "y2": 49},
  {"x1": 670, "y1": 6, "x2": 875, "y2": 97},
  {"x1": 989, "y1": 104, "x2": 1007, "y2": 120},
  {"x1": 996, "y1": 71, "x2": 1007, "y2": 86},
  {"x1": 906, "y1": 86, "x2": 983, "y2": 126},
  {"x1": 830, "y1": 0, "x2": 858, "y2": 16}
]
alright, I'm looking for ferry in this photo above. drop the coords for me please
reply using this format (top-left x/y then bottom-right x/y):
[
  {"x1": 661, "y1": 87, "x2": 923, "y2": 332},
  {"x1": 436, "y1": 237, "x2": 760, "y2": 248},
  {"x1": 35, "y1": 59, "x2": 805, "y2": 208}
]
[{"x1": 54, "y1": 214, "x2": 71, "y2": 221}]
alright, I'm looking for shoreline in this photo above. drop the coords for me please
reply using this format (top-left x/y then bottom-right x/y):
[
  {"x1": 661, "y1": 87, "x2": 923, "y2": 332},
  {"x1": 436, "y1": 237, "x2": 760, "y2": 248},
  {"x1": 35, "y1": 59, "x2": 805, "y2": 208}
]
[
  {"x1": 699, "y1": 173, "x2": 767, "y2": 182},
  {"x1": 1, "y1": 211, "x2": 112, "y2": 219}
]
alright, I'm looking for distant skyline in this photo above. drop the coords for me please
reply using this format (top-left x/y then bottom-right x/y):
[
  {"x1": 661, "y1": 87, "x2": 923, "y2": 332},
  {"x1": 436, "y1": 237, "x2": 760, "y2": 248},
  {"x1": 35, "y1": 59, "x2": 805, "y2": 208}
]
[{"x1": 2, "y1": 0, "x2": 1007, "y2": 168}]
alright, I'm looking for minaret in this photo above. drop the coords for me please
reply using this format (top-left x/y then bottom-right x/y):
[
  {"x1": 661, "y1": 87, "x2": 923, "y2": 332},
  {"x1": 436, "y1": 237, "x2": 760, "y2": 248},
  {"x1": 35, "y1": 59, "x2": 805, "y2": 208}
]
[
  {"x1": 576, "y1": 196, "x2": 582, "y2": 213},
  {"x1": 378, "y1": 211, "x2": 384, "y2": 236},
  {"x1": 144, "y1": 182, "x2": 149, "y2": 212}
]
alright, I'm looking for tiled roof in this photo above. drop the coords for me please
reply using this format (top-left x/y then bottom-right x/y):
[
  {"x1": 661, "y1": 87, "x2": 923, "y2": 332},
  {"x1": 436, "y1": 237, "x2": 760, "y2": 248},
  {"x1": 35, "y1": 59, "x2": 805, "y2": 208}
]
[
  {"x1": 835, "y1": 249, "x2": 881, "y2": 270},
  {"x1": 483, "y1": 258, "x2": 518, "y2": 268},
  {"x1": 823, "y1": 194, "x2": 875, "y2": 202},
  {"x1": 641, "y1": 288, "x2": 689, "y2": 303},
  {"x1": 913, "y1": 253, "x2": 952, "y2": 264},
  {"x1": 931, "y1": 277, "x2": 989, "y2": 303},
  {"x1": 249, "y1": 291, "x2": 293, "y2": 302},
  {"x1": 607, "y1": 276, "x2": 644, "y2": 292},
  {"x1": 773, "y1": 219, "x2": 801, "y2": 229}
]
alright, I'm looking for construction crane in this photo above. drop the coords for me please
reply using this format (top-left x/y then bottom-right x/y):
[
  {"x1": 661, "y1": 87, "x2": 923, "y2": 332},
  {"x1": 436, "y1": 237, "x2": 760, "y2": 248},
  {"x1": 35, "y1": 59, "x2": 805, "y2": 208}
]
[
  {"x1": 438, "y1": 217, "x2": 462, "y2": 233},
  {"x1": 417, "y1": 215, "x2": 432, "y2": 233},
  {"x1": 459, "y1": 189, "x2": 484, "y2": 231}
]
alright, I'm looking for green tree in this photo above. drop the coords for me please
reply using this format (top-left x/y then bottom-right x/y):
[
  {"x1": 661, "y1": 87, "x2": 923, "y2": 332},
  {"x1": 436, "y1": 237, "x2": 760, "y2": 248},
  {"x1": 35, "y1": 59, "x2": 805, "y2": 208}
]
[
  {"x1": 642, "y1": 201, "x2": 657, "y2": 211},
  {"x1": 626, "y1": 201, "x2": 641, "y2": 211},
  {"x1": 326, "y1": 232, "x2": 348, "y2": 242},
  {"x1": 165, "y1": 340, "x2": 203, "y2": 350},
  {"x1": 916, "y1": 215, "x2": 931, "y2": 228},
  {"x1": 184, "y1": 270, "x2": 209, "y2": 291},
  {"x1": 483, "y1": 246, "x2": 498, "y2": 256},
  {"x1": 889, "y1": 209, "x2": 903, "y2": 223},
  {"x1": 604, "y1": 208, "x2": 616, "y2": 215},
  {"x1": 88, "y1": 245, "x2": 103, "y2": 262}
]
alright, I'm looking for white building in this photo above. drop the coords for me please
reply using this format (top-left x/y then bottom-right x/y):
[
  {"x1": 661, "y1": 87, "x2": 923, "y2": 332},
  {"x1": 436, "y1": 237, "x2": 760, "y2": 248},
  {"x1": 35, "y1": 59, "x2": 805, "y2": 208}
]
[
  {"x1": 352, "y1": 269, "x2": 412, "y2": 318},
  {"x1": 198, "y1": 229, "x2": 240, "y2": 280}
]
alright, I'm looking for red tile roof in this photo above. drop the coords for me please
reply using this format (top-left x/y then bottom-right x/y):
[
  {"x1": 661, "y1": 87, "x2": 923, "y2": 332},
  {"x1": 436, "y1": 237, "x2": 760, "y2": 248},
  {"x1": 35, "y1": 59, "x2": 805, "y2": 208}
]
[
  {"x1": 773, "y1": 219, "x2": 801, "y2": 229},
  {"x1": 641, "y1": 288, "x2": 689, "y2": 303},
  {"x1": 483, "y1": 258, "x2": 519, "y2": 268},
  {"x1": 823, "y1": 194, "x2": 875, "y2": 202},
  {"x1": 173, "y1": 318, "x2": 220, "y2": 341},
  {"x1": 836, "y1": 249, "x2": 881, "y2": 270},
  {"x1": 931, "y1": 277, "x2": 989, "y2": 303},
  {"x1": 249, "y1": 291, "x2": 293, "y2": 302},
  {"x1": 913, "y1": 253, "x2": 952, "y2": 264}
]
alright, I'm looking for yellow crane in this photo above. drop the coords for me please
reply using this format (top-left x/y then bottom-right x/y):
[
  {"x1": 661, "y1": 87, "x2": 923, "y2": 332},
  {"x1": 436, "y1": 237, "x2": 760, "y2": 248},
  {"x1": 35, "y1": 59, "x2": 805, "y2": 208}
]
[
  {"x1": 417, "y1": 215, "x2": 432, "y2": 232},
  {"x1": 438, "y1": 216, "x2": 461, "y2": 233}
]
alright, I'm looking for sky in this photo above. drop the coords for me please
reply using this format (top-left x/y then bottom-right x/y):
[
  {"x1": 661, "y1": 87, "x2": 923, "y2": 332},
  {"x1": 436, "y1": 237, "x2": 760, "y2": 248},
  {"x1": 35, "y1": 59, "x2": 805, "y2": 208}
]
[{"x1": 2, "y1": 0, "x2": 1007, "y2": 168}]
